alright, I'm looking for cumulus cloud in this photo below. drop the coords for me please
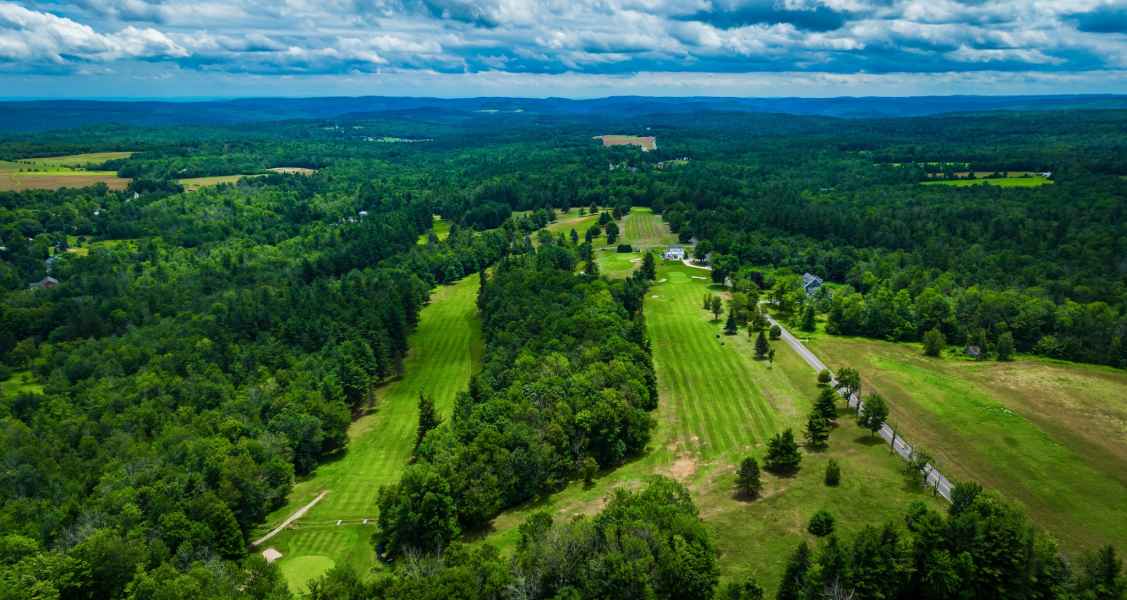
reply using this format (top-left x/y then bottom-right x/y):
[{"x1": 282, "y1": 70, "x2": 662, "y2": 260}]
[{"x1": 3, "y1": 0, "x2": 1127, "y2": 92}]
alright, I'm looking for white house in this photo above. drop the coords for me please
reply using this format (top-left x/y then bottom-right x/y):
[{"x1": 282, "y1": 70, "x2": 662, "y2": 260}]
[{"x1": 664, "y1": 246, "x2": 686, "y2": 261}]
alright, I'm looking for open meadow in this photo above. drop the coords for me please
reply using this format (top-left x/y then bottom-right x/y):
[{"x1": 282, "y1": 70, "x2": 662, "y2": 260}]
[
  {"x1": 0, "y1": 152, "x2": 133, "y2": 191},
  {"x1": 255, "y1": 274, "x2": 483, "y2": 593},
  {"x1": 593, "y1": 134, "x2": 657, "y2": 151},
  {"x1": 807, "y1": 335, "x2": 1127, "y2": 554},
  {"x1": 922, "y1": 175, "x2": 1052, "y2": 187}
]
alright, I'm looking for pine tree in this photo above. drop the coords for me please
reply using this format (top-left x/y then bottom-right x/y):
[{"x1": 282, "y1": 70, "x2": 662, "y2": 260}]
[
  {"x1": 641, "y1": 251, "x2": 656, "y2": 280},
  {"x1": 805, "y1": 412, "x2": 830, "y2": 450},
  {"x1": 724, "y1": 309, "x2": 738, "y2": 335},
  {"x1": 824, "y1": 459, "x2": 841, "y2": 486},
  {"x1": 801, "y1": 304, "x2": 816, "y2": 332},
  {"x1": 814, "y1": 387, "x2": 838, "y2": 422},
  {"x1": 777, "y1": 542, "x2": 811, "y2": 600},
  {"x1": 755, "y1": 330, "x2": 770, "y2": 359},
  {"x1": 765, "y1": 429, "x2": 802, "y2": 474},
  {"x1": 736, "y1": 457, "x2": 761, "y2": 499},
  {"x1": 710, "y1": 296, "x2": 723, "y2": 320},
  {"x1": 415, "y1": 392, "x2": 442, "y2": 452}
]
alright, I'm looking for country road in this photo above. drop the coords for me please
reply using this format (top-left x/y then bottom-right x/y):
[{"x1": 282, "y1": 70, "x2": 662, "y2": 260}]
[
  {"x1": 764, "y1": 315, "x2": 953, "y2": 501},
  {"x1": 251, "y1": 490, "x2": 329, "y2": 547}
]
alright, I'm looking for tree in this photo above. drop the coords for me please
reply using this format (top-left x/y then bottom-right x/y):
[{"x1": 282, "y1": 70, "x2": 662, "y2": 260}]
[
  {"x1": 923, "y1": 327, "x2": 946, "y2": 357},
  {"x1": 724, "y1": 309, "x2": 738, "y2": 335},
  {"x1": 569, "y1": 228, "x2": 579, "y2": 245},
  {"x1": 767, "y1": 347, "x2": 776, "y2": 368},
  {"x1": 754, "y1": 330, "x2": 769, "y2": 359},
  {"x1": 605, "y1": 221, "x2": 620, "y2": 244},
  {"x1": 858, "y1": 393, "x2": 888, "y2": 438},
  {"x1": 834, "y1": 367, "x2": 861, "y2": 401},
  {"x1": 718, "y1": 578, "x2": 765, "y2": 600},
  {"x1": 581, "y1": 456, "x2": 598, "y2": 488},
  {"x1": 949, "y1": 481, "x2": 983, "y2": 516},
  {"x1": 817, "y1": 369, "x2": 832, "y2": 385},
  {"x1": 804, "y1": 412, "x2": 830, "y2": 450},
  {"x1": 814, "y1": 387, "x2": 838, "y2": 422},
  {"x1": 736, "y1": 457, "x2": 762, "y2": 499},
  {"x1": 905, "y1": 448, "x2": 934, "y2": 489},
  {"x1": 584, "y1": 255, "x2": 600, "y2": 277},
  {"x1": 800, "y1": 304, "x2": 816, "y2": 332},
  {"x1": 641, "y1": 251, "x2": 656, "y2": 280},
  {"x1": 996, "y1": 331, "x2": 1015, "y2": 361},
  {"x1": 584, "y1": 225, "x2": 601, "y2": 243},
  {"x1": 824, "y1": 459, "x2": 841, "y2": 486},
  {"x1": 1076, "y1": 545, "x2": 1127, "y2": 600},
  {"x1": 807, "y1": 510, "x2": 835, "y2": 537},
  {"x1": 776, "y1": 542, "x2": 811, "y2": 600},
  {"x1": 764, "y1": 429, "x2": 802, "y2": 474},
  {"x1": 415, "y1": 392, "x2": 442, "y2": 453},
  {"x1": 375, "y1": 463, "x2": 460, "y2": 556},
  {"x1": 710, "y1": 295, "x2": 723, "y2": 320},
  {"x1": 769, "y1": 324, "x2": 781, "y2": 340}
]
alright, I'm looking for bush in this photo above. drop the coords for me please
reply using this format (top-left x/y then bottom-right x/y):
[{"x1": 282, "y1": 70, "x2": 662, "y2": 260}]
[
  {"x1": 824, "y1": 460, "x2": 840, "y2": 486},
  {"x1": 582, "y1": 456, "x2": 599, "y2": 488},
  {"x1": 817, "y1": 369, "x2": 832, "y2": 385},
  {"x1": 616, "y1": 244, "x2": 633, "y2": 253},
  {"x1": 807, "y1": 510, "x2": 834, "y2": 537},
  {"x1": 769, "y1": 324, "x2": 781, "y2": 340},
  {"x1": 923, "y1": 327, "x2": 945, "y2": 357}
]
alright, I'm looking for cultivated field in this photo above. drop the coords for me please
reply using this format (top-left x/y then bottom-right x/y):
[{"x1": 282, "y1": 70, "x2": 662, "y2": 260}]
[
  {"x1": 807, "y1": 335, "x2": 1127, "y2": 554},
  {"x1": 593, "y1": 134, "x2": 657, "y2": 151},
  {"x1": 480, "y1": 260, "x2": 940, "y2": 594},
  {"x1": 178, "y1": 174, "x2": 266, "y2": 191},
  {"x1": 256, "y1": 274, "x2": 483, "y2": 592},
  {"x1": 922, "y1": 175, "x2": 1052, "y2": 187},
  {"x1": 0, "y1": 152, "x2": 133, "y2": 191}
]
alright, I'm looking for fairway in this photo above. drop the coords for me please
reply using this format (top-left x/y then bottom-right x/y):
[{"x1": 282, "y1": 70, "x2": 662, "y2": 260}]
[
  {"x1": 481, "y1": 259, "x2": 940, "y2": 595},
  {"x1": 808, "y1": 336, "x2": 1127, "y2": 554},
  {"x1": 258, "y1": 274, "x2": 483, "y2": 592},
  {"x1": 621, "y1": 207, "x2": 677, "y2": 248},
  {"x1": 922, "y1": 175, "x2": 1051, "y2": 187}
]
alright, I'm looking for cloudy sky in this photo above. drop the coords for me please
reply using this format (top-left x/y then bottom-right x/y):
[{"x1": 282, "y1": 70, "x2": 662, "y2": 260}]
[{"x1": 3, "y1": 0, "x2": 1127, "y2": 97}]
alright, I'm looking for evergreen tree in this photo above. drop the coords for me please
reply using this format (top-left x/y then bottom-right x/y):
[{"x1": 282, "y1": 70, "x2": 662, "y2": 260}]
[
  {"x1": 605, "y1": 220, "x2": 620, "y2": 244},
  {"x1": 800, "y1": 304, "x2": 816, "y2": 332},
  {"x1": 807, "y1": 510, "x2": 835, "y2": 537},
  {"x1": 817, "y1": 369, "x2": 832, "y2": 385},
  {"x1": 718, "y1": 578, "x2": 765, "y2": 600},
  {"x1": 415, "y1": 392, "x2": 442, "y2": 453},
  {"x1": 923, "y1": 327, "x2": 946, "y2": 357},
  {"x1": 724, "y1": 309, "x2": 738, "y2": 335},
  {"x1": 641, "y1": 251, "x2": 656, "y2": 280},
  {"x1": 814, "y1": 387, "x2": 838, "y2": 422},
  {"x1": 765, "y1": 429, "x2": 802, "y2": 474},
  {"x1": 769, "y1": 324, "x2": 782, "y2": 340},
  {"x1": 755, "y1": 330, "x2": 770, "y2": 359},
  {"x1": 569, "y1": 228, "x2": 579, "y2": 245},
  {"x1": 776, "y1": 542, "x2": 811, "y2": 600},
  {"x1": 584, "y1": 255, "x2": 600, "y2": 277},
  {"x1": 1076, "y1": 545, "x2": 1127, "y2": 600},
  {"x1": 805, "y1": 412, "x2": 830, "y2": 450},
  {"x1": 736, "y1": 457, "x2": 762, "y2": 499},
  {"x1": 710, "y1": 296, "x2": 724, "y2": 320},
  {"x1": 824, "y1": 459, "x2": 841, "y2": 486}
]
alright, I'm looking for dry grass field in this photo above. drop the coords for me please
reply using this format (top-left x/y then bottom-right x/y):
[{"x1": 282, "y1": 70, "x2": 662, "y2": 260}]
[{"x1": 594, "y1": 134, "x2": 657, "y2": 151}]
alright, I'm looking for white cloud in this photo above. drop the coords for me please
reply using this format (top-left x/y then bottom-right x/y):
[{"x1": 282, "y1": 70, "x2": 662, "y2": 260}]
[{"x1": 0, "y1": 2, "x2": 186, "y2": 63}]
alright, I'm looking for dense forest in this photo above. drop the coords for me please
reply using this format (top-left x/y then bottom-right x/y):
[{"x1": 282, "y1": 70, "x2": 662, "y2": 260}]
[{"x1": 2, "y1": 104, "x2": 1126, "y2": 599}]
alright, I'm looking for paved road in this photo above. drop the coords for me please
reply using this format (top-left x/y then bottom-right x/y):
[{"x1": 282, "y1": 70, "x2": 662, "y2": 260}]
[
  {"x1": 764, "y1": 315, "x2": 953, "y2": 502},
  {"x1": 251, "y1": 490, "x2": 329, "y2": 547}
]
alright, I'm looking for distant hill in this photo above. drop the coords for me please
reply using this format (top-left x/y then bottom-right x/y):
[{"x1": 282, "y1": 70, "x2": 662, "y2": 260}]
[{"x1": 3, "y1": 95, "x2": 1127, "y2": 133}]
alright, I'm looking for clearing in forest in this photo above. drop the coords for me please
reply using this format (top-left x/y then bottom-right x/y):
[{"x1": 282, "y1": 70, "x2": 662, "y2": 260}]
[
  {"x1": 255, "y1": 274, "x2": 484, "y2": 593},
  {"x1": 922, "y1": 175, "x2": 1052, "y2": 187},
  {"x1": 621, "y1": 207, "x2": 677, "y2": 249},
  {"x1": 480, "y1": 260, "x2": 940, "y2": 595},
  {"x1": 178, "y1": 174, "x2": 265, "y2": 191},
  {"x1": 594, "y1": 134, "x2": 657, "y2": 151},
  {"x1": 806, "y1": 335, "x2": 1127, "y2": 554},
  {"x1": 0, "y1": 152, "x2": 133, "y2": 191}
]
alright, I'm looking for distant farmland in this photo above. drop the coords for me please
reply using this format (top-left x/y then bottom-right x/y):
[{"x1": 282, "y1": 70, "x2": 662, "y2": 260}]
[
  {"x1": 594, "y1": 134, "x2": 657, "y2": 151},
  {"x1": 0, "y1": 152, "x2": 133, "y2": 191}
]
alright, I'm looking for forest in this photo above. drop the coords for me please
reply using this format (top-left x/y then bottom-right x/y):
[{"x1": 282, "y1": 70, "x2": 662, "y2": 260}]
[{"x1": 1, "y1": 104, "x2": 1125, "y2": 599}]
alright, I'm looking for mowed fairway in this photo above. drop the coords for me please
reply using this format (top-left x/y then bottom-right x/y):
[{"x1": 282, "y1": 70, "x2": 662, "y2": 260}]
[
  {"x1": 808, "y1": 336, "x2": 1127, "y2": 554},
  {"x1": 258, "y1": 274, "x2": 483, "y2": 592},
  {"x1": 621, "y1": 207, "x2": 677, "y2": 249},
  {"x1": 481, "y1": 260, "x2": 940, "y2": 595}
]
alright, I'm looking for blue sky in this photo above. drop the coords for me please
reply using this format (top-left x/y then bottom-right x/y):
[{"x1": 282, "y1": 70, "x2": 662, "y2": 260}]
[{"x1": 3, "y1": 0, "x2": 1127, "y2": 97}]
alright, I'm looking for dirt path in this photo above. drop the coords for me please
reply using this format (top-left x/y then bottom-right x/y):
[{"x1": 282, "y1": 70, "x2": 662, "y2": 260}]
[{"x1": 252, "y1": 490, "x2": 329, "y2": 547}]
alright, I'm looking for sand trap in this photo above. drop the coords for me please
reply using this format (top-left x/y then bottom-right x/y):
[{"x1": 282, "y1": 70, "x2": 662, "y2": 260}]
[
  {"x1": 691, "y1": 275, "x2": 708, "y2": 280},
  {"x1": 262, "y1": 548, "x2": 283, "y2": 563}
]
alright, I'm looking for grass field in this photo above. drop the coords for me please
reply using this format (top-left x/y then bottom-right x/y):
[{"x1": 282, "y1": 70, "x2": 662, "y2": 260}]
[
  {"x1": 594, "y1": 134, "x2": 657, "y2": 151},
  {"x1": 258, "y1": 274, "x2": 483, "y2": 592},
  {"x1": 807, "y1": 336, "x2": 1127, "y2": 554},
  {"x1": 417, "y1": 216, "x2": 451, "y2": 244},
  {"x1": 0, "y1": 153, "x2": 132, "y2": 191},
  {"x1": 922, "y1": 175, "x2": 1052, "y2": 187},
  {"x1": 178, "y1": 174, "x2": 265, "y2": 191},
  {"x1": 479, "y1": 261, "x2": 940, "y2": 594},
  {"x1": 621, "y1": 207, "x2": 677, "y2": 249}
]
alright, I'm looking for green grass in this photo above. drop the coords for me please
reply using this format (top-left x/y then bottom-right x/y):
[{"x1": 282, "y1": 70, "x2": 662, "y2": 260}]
[
  {"x1": 621, "y1": 207, "x2": 677, "y2": 249},
  {"x1": 280, "y1": 556, "x2": 336, "y2": 594},
  {"x1": 0, "y1": 371, "x2": 43, "y2": 397},
  {"x1": 922, "y1": 176, "x2": 1052, "y2": 187},
  {"x1": 417, "y1": 216, "x2": 451, "y2": 244},
  {"x1": 807, "y1": 336, "x2": 1127, "y2": 555},
  {"x1": 178, "y1": 174, "x2": 265, "y2": 191},
  {"x1": 478, "y1": 263, "x2": 940, "y2": 595},
  {"x1": 546, "y1": 207, "x2": 600, "y2": 237},
  {"x1": 258, "y1": 274, "x2": 483, "y2": 591}
]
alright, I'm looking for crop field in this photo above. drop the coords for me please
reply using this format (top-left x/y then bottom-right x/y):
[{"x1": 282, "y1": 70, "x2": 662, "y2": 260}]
[
  {"x1": 480, "y1": 262, "x2": 940, "y2": 594},
  {"x1": 594, "y1": 134, "x2": 657, "y2": 151},
  {"x1": 0, "y1": 153, "x2": 132, "y2": 191},
  {"x1": 922, "y1": 175, "x2": 1052, "y2": 187},
  {"x1": 267, "y1": 167, "x2": 317, "y2": 175},
  {"x1": 807, "y1": 336, "x2": 1127, "y2": 554},
  {"x1": 257, "y1": 274, "x2": 483, "y2": 593}
]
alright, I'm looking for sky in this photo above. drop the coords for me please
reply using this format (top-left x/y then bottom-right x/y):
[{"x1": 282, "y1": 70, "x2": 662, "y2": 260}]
[{"x1": 3, "y1": 0, "x2": 1127, "y2": 97}]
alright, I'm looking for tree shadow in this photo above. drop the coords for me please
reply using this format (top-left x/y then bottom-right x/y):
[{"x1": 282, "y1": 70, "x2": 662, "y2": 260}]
[{"x1": 853, "y1": 435, "x2": 885, "y2": 447}]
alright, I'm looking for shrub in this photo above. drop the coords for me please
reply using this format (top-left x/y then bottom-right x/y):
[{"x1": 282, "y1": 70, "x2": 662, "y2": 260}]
[
  {"x1": 923, "y1": 327, "x2": 945, "y2": 357},
  {"x1": 824, "y1": 460, "x2": 841, "y2": 486},
  {"x1": 807, "y1": 510, "x2": 834, "y2": 537},
  {"x1": 616, "y1": 244, "x2": 634, "y2": 253},
  {"x1": 736, "y1": 457, "x2": 762, "y2": 499},
  {"x1": 817, "y1": 369, "x2": 832, "y2": 385},
  {"x1": 769, "y1": 324, "x2": 782, "y2": 340}
]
